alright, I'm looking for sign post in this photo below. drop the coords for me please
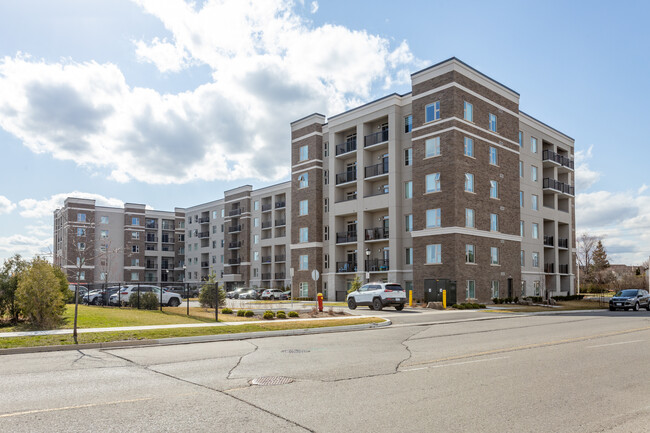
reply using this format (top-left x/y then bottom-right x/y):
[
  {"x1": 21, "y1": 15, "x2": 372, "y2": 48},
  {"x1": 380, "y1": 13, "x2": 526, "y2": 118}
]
[
  {"x1": 290, "y1": 268, "x2": 295, "y2": 309},
  {"x1": 311, "y1": 270, "x2": 320, "y2": 307}
]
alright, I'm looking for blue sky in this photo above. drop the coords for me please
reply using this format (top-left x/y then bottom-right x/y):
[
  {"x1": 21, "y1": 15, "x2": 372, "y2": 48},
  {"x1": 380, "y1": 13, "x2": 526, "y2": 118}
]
[{"x1": 0, "y1": 0, "x2": 648, "y2": 264}]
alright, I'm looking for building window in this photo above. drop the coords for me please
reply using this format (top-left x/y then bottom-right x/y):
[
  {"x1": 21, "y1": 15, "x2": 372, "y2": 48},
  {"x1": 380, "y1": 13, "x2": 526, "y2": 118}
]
[
  {"x1": 532, "y1": 252, "x2": 539, "y2": 268},
  {"x1": 298, "y1": 173, "x2": 309, "y2": 188},
  {"x1": 131, "y1": 272, "x2": 138, "y2": 281},
  {"x1": 324, "y1": 254, "x2": 329, "y2": 269},
  {"x1": 324, "y1": 225, "x2": 329, "y2": 241},
  {"x1": 489, "y1": 147, "x2": 498, "y2": 165},
  {"x1": 254, "y1": 251, "x2": 259, "y2": 261},
  {"x1": 489, "y1": 113, "x2": 497, "y2": 132},
  {"x1": 465, "y1": 209, "x2": 475, "y2": 228},
  {"x1": 405, "y1": 214, "x2": 413, "y2": 232},
  {"x1": 254, "y1": 217, "x2": 259, "y2": 227},
  {"x1": 299, "y1": 282, "x2": 309, "y2": 297},
  {"x1": 490, "y1": 181, "x2": 499, "y2": 199},
  {"x1": 132, "y1": 245, "x2": 139, "y2": 253},
  {"x1": 300, "y1": 227, "x2": 308, "y2": 243},
  {"x1": 519, "y1": 161, "x2": 523, "y2": 177},
  {"x1": 101, "y1": 230, "x2": 109, "y2": 238},
  {"x1": 425, "y1": 101, "x2": 440, "y2": 123},
  {"x1": 324, "y1": 198, "x2": 329, "y2": 213},
  {"x1": 221, "y1": 224, "x2": 224, "y2": 232},
  {"x1": 532, "y1": 223, "x2": 539, "y2": 239},
  {"x1": 426, "y1": 208, "x2": 441, "y2": 228},
  {"x1": 299, "y1": 145, "x2": 308, "y2": 161},
  {"x1": 212, "y1": 240, "x2": 216, "y2": 248},
  {"x1": 77, "y1": 242, "x2": 85, "y2": 251},
  {"x1": 405, "y1": 181, "x2": 413, "y2": 199},
  {"x1": 77, "y1": 228, "x2": 86, "y2": 237},
  {"x1": 324, "y1": 170, "x2": 329, "y2": 185},
  {"x1": 464, "y1": 101, "x2": 473, "y2": 122},
  {"x1": 405, "y1": 248, "x2": 413, "y2": 265},
  {"x1": 531, "y1": 137, "x2": 538, "y2": 153},
  {"x1": 426, "y1": 173, "x2": 440, "y2": 193},
  {"x1": 132, "y1": 232, "x2": 140, "y2": 240},
  {"x1": 520, "y1": 191, "x2": 524, "y2": 207},
  {"x1": 220, "y1": 239, "x2": 224, "y2": 247},
  {"x1": 466, "y1": 245, "x2": 475, "y2": 264},
  {"x1": 100, "y1": 272, "x2": 106, "y2": 281},
  {"x1": 426, "y1": 244, "x2": 442, "y2": 264},
  {"x1": 131, "y1": 258, "x2": 140, "y2": 266},
  {"x1": 253, "y1": 201, "x2": 259, "y2": 211},
  {"x1": 465, "y1": 280, "x2": 476, "y2": 299},
  {"x1": 404, "y1": 115, "x2": 412, "y2": 133},
  {"x1": 404, "y1": 148, "x2": 412, "y2": 166},
  {"x1": 324, "y1": 142, "x2": 329, "y2": 157},
  {"x1": 77, "y1": 213, "x2": 86, "y2": 222},
  {"x1": 299, "y1": 200, "x2": 308, "y2": 216},
  {"x1": 520, "y1": 221, "x2": 524, "y2": 237},
  {"x1": 464, "y1": 137, "x2": 474, "y2": 157},
  {"x1": 254, "y1": 234, "x2": 259, "y2": 244},
  {"x1": 99, "y1": 244, "x2": 107, "y2": 253},
  {"x1": 425, "y1": 137, "x2": 440, "y2": 158},
  {"x1": 531, "y1": 165, "x2": 538, "y2": 182},
  {"x1": 490, "y1": 247, "x2": 499, "y2": 265},
  {"x1": 465, "y1": 173, "x2": 474, "y2": 192},
  {"x1": 221, "y1": 209, "x2": 225, "y2": 217},
  {"x1": 534, "y1": 281, "x2": 541, "y2": 296},
  {"x1": 100, "y1": 216, "x2": 108, "y2": 224},
  {"x1": 518, "y1": 131, "x2": 523, "y2": 146},
  {"x1": 521, "y1": 250, "x2": 525, "y2": 267},
  {"x1": 299, "y1": 255, "x2": 308, "y2": 270},
  {"x1": 532, "y1": 194, "x2": 539, "y2": 210},
  {"x1": 253, "y1": 268, "x2": 258, "y2": 278},
  {"x1": 490, "y1": 214, "x2": 499, "y2": 232},
  {"x1": 132, "y1": 217, "x2": 140, "y2": 226},
  {"x1": 491, "y1": 281, "x2": 499, "y2": 298}
]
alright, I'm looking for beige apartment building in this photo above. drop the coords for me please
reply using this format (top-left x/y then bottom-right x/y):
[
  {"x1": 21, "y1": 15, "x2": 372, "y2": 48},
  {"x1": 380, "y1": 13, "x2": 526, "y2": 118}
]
[{"x1": 54, "y1": 58, "x2": 575, "y2": 303}]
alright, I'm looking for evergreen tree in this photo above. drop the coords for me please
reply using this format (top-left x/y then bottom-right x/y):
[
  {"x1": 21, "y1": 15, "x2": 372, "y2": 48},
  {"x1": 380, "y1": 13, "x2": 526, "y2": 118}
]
[{"x1": 592, "y1": 240, "x2": 610, "y2": 271}]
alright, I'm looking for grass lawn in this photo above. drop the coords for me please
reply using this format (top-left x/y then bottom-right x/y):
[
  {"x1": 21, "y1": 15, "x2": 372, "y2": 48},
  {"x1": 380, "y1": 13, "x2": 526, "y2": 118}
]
[
  {"x1": 0, "y1": 317, "x2": 383, "y2": 349},
  {"x1": 486, "y1": 300, "x2": 609, "y2": 313}
]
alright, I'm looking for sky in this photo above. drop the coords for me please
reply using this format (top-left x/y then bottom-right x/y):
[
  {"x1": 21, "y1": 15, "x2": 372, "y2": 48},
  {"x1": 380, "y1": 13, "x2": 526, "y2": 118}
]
[{"x1": 0, "y1": 0, "x2": 649, "y2": 265}]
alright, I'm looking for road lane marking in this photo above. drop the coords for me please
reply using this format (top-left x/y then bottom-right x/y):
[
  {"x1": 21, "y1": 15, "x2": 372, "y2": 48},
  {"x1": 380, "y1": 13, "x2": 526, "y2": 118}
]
[
  {"x1": 402, "y1": 356, "x2": 510, "y2": 372},
  {"x1": 587, "y1": 340, "x2": 644, "y2": 348},
  {"x1": 402, "y1": 325, "x2": 650, "y2": 368},
  {"x1": 0, "y1": 397, "x2": 153, "y2": 418}
]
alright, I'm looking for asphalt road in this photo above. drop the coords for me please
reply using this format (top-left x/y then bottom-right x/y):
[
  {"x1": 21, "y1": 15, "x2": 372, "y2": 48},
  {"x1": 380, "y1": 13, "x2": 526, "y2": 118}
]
[{"x1": 2, "y1": 309, "x2": 650, "y2": 432}]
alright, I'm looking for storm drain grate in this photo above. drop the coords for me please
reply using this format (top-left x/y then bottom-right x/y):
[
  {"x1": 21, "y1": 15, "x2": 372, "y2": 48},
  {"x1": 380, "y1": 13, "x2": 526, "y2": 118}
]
[
  {"x1": 250, "y1": 376, "x2": 294, "y2": 386},
  {"x1": 281, "y1": 349, "x2": 310, "y2": 354}
]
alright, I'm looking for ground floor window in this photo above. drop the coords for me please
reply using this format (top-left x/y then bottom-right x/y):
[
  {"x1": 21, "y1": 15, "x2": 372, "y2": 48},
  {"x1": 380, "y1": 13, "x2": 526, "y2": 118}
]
[
  {"x1": 491, "y1": 281, "x2": 499, "y2": 298},
  {"x1": 533, "y1": 281, "x2": 540, "y2": 296},
  {"x1": 300, "y1": 282, "x2": 308, "y2": 297},
  {"x1": 521, "y1": 281, "x2": 526, "y2": 296},
  {"x1": 323, "y1": 282, "x2": 328, "y2": 299},
  {"x1": 466, "y1": 280, "x2": 475, "y2": 299}
]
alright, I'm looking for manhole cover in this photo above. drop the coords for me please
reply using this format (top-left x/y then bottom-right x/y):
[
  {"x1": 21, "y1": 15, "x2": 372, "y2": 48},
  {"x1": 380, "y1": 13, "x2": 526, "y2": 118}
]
[
  {"x1": 250, "y1": 376, "x2": 294, "y2": 386},
  {"x1": 281, "y1": 349, "x2": 310, "y2": 354}
]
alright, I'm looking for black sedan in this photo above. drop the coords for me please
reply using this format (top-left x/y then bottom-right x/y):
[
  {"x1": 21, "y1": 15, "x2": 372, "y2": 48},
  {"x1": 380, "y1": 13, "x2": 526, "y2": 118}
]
[{"x1": 609, "y1": 289, "x2": 650, "y2": 311}]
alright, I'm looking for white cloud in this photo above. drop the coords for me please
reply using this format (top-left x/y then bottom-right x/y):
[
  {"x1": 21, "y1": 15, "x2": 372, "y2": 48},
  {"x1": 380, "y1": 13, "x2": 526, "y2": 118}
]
[
  {"x1": 574, "y1": 145, "x2": 600, "y2": 191},
  {"x1": 310, "y1": 1, "x2": 318, "y2": 13},
  {"x1": 18, "y1": 192, "x2": 124, "y2": 219},
  {"x1": 0, "y1": 0, "x2": 420, "y2": 184},
  {"x1": 0, "y1": 234, "x2": 51, "y2": 259},
  {"x1": 0, "y1": 195, "x2": 16, "y2": 214}
]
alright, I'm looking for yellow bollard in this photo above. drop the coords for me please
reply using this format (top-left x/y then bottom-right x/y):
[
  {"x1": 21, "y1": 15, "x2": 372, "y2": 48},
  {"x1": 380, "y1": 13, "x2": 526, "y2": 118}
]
[
  {"x1": 409, "y1": 290, "x2": 412, "y2": 307},
  {"x1": 442, "y1": 290, "x2": 447, "y2": 309}
]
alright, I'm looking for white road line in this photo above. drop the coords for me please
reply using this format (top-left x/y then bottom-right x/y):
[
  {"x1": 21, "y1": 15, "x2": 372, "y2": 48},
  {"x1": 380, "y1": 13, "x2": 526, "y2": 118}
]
[
  {"x1": 401, "y1": 356, "x2": 510, "y2": 372},
  {"x1": 0, "y1": 397, "x2": 153, "y2": 418},
  {"x1": 587, "y1": 340, "x2": 644, "y2": 349}
]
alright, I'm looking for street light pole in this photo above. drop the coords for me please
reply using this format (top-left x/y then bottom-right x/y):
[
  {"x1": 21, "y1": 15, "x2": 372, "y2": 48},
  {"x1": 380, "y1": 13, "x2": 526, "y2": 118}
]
[{"x1": 365, "y1": 248, "x2": 371, "y2": 283}]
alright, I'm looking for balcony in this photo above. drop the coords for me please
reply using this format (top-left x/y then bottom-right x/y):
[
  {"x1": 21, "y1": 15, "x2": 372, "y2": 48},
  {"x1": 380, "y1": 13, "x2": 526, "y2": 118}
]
[
  {"x1": 261, "y1": 256, "x2": 272, "y2": 264},
  {"x1": 365, "y1": 258, "x2": 389, "y2": 272},
  {"x1": 275, "y1": 201, "x2": 286, "y2": 209},
  {"x1": 228, "y1": 258, "x2": 241, "y2": 265},
  {"x1": 201, "y1": 261, "x2": 209, "y2": 268},
  {"x1": 161, "y1": 236, "x2": 174, "y2": 244},
  {"x1": 335, "y1": 138, "x2": 357, "y2": 156},
  {"x1": 543, "y1": 236, "x2": 554, "y2": 247},
  {"x1": 161, "y1": 263, "x2": 175, "y2": 270},
  {"x1": 146, "y1": 236, "x2": 158, "y2": 243},
  {"x1": 261, "y1": 273, "x2": 272, "y2": 280},
  {"x1": 262, "y1": 221, "x2": 272, "y2": 229},
  {"x1": 336, "y1": 170, "x2": 357, "y2": 185},
  {"x1": 228, "y1": 225, "x2": 242, "y2": 233},
  {"x1": 262, "y1": 203, "x2": 272, "y2": 212},
  {"x1": 364, "y1": 129, "x2": 389, "y2": 147},
  {"x1": 559, "y1": 264, "x2": 569, "y2": 274},
  {"x1": 275, "y1": 254, "x2": 286, "y2": 262},
  {"x1": 364, "y1": 162, "x2": 388, "y2": 178},
  {"x1": 336, "y1": 261, "x2": 358, "y2": 273},
  {"x1": 199, "y1": 217, "x2": 209, "y2": 224},
  {"x1": 228, "y1": 241, "x2": 241, "y2": 249},
  {"x1": 145, "y1": 222, "x2": 158, "y2": 229},
  {"x1": 544, "y1": 263, "x2": 555, "y2": 273},
  {"x1": 543, "y1": 178, "x2": 575, "y2": 196},
  {"x1": 336, "y1": 231, "x2": 357, "y2": 244},
  {"x1": 275, "y1": 219, "x2": 286, "y2": 227},
  {"x1": 365, "y1": 227, "x2": 389, "y2": 241},
  {"x1": 145, "y1": 263, "x2": 158, "y2": 270},
  {"x1": 275, "y1": 272, "x2": 286, "y2": 280},
  {"x1": 558, "y1": 238, "x2": 568, "y2": 249},
  {"x1": 229, "y1": 208, "x2": 244, "y2": 216},
  {"x1": 198, "y1": 231, "x2": 209, "y2": 239},
  {"x1": 542, "y1": 150, "x2": 574, "y2": 170}
]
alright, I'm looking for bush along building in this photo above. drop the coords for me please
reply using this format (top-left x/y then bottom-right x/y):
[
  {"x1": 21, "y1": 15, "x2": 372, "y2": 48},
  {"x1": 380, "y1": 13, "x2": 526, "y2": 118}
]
[{"x1": 54, "y1": 58, "x2": 575, "y2": 303}]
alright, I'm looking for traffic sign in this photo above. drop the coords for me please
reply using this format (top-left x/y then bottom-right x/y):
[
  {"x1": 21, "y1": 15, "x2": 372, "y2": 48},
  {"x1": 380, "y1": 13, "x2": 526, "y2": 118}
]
[{"x1": 311, "y1": 270, "x2": 320, "y2": 281}]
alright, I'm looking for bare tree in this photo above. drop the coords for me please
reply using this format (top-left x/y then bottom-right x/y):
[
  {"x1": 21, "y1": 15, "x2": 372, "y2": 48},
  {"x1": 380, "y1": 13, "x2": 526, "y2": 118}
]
[{"x1": 577, "y1": 233, "x2": 599, "y2": 284}]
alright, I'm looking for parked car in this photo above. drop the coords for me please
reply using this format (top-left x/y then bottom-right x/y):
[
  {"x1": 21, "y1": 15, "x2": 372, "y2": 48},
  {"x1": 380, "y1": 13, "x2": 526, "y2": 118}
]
[
  {"x1": 227, "y1": 287, "x2": 249, "y2": 299},
  {"x1": 163, "y1": 286, "x2": 199, "y2": 299},
  {"x1": 283, "y1": 290, "x2": 292, "y2": 299},
  {"x1": 108, "y1": 285, "x2": 182, "y2": 307},
  {"x1": 260, "y1": 288, "x2": 286, "y2": 300},
  {"x1": 238, "y1": 289, "x2": 260, "y2": 300},
  {"x1": 609, "y1": 289, "x2": 650, "y2": 311},
  {"x1": 83, "y1": 287, "x2": 120, "y2": 305},
  {"x1": 347, "y1": 282, "x2": 406, "y2": 311}
]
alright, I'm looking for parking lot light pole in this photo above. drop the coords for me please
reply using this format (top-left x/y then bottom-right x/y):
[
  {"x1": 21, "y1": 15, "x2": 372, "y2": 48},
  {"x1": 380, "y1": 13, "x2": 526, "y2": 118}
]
[{"x1": 214, "y1": 281, "x2": 219, "y2": 322}]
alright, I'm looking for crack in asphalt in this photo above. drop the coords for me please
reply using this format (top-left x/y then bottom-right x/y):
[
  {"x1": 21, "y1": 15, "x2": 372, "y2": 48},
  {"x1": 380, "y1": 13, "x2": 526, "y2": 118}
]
[
  {"x1": 71, "y1": 349, "x2": 105, "y2": 365},
  {"x1": 227, "y1": 341, "x2": 258, "y2": 380}
]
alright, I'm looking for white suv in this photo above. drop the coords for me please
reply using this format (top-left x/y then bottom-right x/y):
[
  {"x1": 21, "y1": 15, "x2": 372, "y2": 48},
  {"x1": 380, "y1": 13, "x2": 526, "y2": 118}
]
[
  {"x1": 347, "y1": 282, "x2": 406, "y2": 311},
  {"x1": 108, "y1": 285, "x2": 182, "y2": 307}
]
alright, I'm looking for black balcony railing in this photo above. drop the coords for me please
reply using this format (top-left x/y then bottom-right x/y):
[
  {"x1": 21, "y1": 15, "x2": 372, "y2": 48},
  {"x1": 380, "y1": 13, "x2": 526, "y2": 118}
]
[
  {"x1": 228, "y1": 225, "x2": 242, "y2": 233},
  {"x1": 228, "y1": 258, "x2": 241, "y2": 265},
  {"x1": 335, "y1": 138, "x2": 357, "y2": 156},
  {"x1": 161, "y1": 263, "x2": 175, "y2": 270},
  {"x1": 364, "y1": 129, "x2": 389, "y2": 147},
  {"x1": 544, "y1": 263, "x2": 555, "y2": 273},
  {"x1": 365, "y1": 227, "x2": 389, "y2": 240},
  {"x1": 336, "y1": 261, "x2": 358, "y2": 273},
  {"x1": 146, "y1": 222, "x2": 158, "y2": 229},
  {"x1": 161, "y1": 236, "x2": 174, "y2": 244},
  {"x1": 199, "y1": 217, "x2": 210, "y2": 223},
  {"x1": 262, "y1": 221, "x2": 272, "y2": 229},
  {"x1": 275, "y1": 273, "x2": 286, "y2": 280},
  {"x1": 201, "y1": 261, "x2": 209, "y2": 268},
  {"x1": 275, "y1": 254, "x2": 286, "y2": 262},
  {"x1": 262, "y1": 204, "x2": 272, "y2": 212},
  {"x1": 275, "y1": 219, "x2": 286, "y2": 227},
  {"x1": 558, "y1": 238, "x2": 569, "y2": 248},
  {"x1": 262, "y1": 256, "x2": 272, "y2": 263},
  {"x1": 364, "y1": 161, "x2": 388, "y2": 178},
  {"x1": 229, "y1": 208, "x2": 244, "y2": 216},
  {"x1": 198, "y1": 231, "x2": 209, "y2": 238},
  {"x1": 336, "y1": 231, "x2": 357, "y2": 244},
  {"x1": 145, "y1": 263, "x2": 158, "y2": 269},
  {"x1": 229, "y1": 241, "x2": 241, "y2": 249},
  {"x1": 275, "y1": 201, "x2": 286, "y2": 209},
  {"x1": 559, "y1": 264, "x2": 569, "y2": 274},
  {"x1": 543, "y1": 235, "x2": 554, "y2": 247},
  {"x1": 365, "y1": 258, "x2": 389, "y2": 271},
  {"x1": 543, "y1": 178, "x2": 575, "y2": 196},
  {"x1": 336, "y1": 170, "x2": 357, "y2": 185},
  {"x1": 542, "y1": 150, "x2": 574, "y2": 170},
  {"x1": 146, "y1": 236, "x2": 158, "y2": 242},
  {"x1": 261, "y1": 273, "x2": 272, "y2": 280}
]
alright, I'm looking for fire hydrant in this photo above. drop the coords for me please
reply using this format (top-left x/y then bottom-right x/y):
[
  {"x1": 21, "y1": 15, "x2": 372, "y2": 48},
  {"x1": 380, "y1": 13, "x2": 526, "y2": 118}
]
[{"x1": 317, "y1": 292, "x2": 323, "y2": 312}]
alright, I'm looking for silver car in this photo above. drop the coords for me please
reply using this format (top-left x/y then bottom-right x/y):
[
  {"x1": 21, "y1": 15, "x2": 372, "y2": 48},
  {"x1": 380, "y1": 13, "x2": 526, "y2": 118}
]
[{"x1": 609, "y1": 289, "x2": 650, "y2": 311}]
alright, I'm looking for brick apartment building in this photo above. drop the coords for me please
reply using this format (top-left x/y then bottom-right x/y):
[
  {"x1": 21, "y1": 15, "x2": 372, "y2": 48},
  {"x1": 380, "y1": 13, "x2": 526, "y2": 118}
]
[{"x1": 54, "y1": 58, "x2": 576, "y2": 303}]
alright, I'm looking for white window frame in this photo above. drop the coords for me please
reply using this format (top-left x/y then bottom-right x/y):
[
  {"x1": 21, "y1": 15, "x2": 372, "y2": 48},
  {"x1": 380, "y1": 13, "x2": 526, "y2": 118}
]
[
  {"x1": 464, "y1": 101, "x2": 473, "y2": 122},
  {"x1": 425, "y1": 101, "x2": 441, "y2": 123},
  {"x1": 299, "y1": 255, "x2": 308, "y2": 270},
  {"x1": 426, "y1": 173, "x2": 440, "y2": 193},
  {"x1": 300, "y1": 227, "x2": 308, "y2": 243},
  {"x1": 465, "y1": 208, "x2": 475, "y2": 228},
  {"x1": 466, "y1": 244, "x2": 475, "y2": 264},
  {"x1": 426, "y1": 208, "x2": 441, "y2": 228},
  {"x1": 299, "y1": 199, "x2": 308, "y2": 216},
  {"x1": 425, "y1": 136, "x2": 441, "y2": 158},
  {"x1": 489, "y1": 113, "x2": 497, "y2": 132},
  {"x1": 532, "y1": 194, "x2": 539, "y2": 211},
  {"x1": 465, "y1": 173, "x2": 474, "y2": 192},
  {"x1": 490, "y1": 214, "x2": 499, "y2": 232},
  {"x1": 405, "y1": 214, "x2": 413, "y2": 232},
  {"x1": 489, "y1": 147, "x2": 498, "y2": 165},
  {"x1": 490, "y1": 180, "x2": 499, "y2": 199},
  {"x1": 298, "y1": 173, "x2": 309, "y2": 188},
  {"x1": 464, "y1": 137, "x2": 474, "y2": 157},
  {"x1": 426, "y1": 244, "x2": 442, "y2": 264},
  {"x1": 299, "y1": 145, "x2": 308, "y2": 161},
  {"x1": 467, "y1": 280, "x2": 476, "y2": 299},
  {"x1": 490, "y1": 247, "x2": 499, "y2": 265},
  {"x1": 405, "y1": 181, "x2": 413, "y2": 199},
  {"x1": 532, "y1": 223, "x2": 539, "y2": 239}
]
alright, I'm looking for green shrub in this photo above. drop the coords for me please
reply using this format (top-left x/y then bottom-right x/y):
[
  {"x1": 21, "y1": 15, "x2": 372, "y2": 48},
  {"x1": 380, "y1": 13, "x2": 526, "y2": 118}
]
[
  {"x1": 492, "y1": 298, "x2": 499, "y2": 304},
  {"x1": 288, "y1": 311, "x2": 299, "y2": 318},
  {"x1": 140, "y1": 292, "x2": 160, "y2": 310},
  {"x1": 244, "y1": 310, "x2": 254, "y2": 317},
  {"x1": 237, "y1": 309, "x2": 246, "y2": 317},
  {"x1": 264, "y1": 310, "x2": 275, "y2": 317},
  {"x1": 479, "y1": 304, "x2": 486, "y2": 309},
  {"x1": 276, "y1": 311, "x2": 286, "y2": 319},
  {"x1": 221, "y1": 308, "x2": 233, "y2": 314},
  {"x1": 263, "y1": 311, "x2": 274, "y2": 320},
  {"x1": 15, "y1": 258, "x2": 65, "y2": 329},
  {"x1": 505, "y1": 297, "x2": 512, "y2": 304},
  {"x1": 513, "y1": 297, "x2": 519, "y2": 304},
  {"x1": 451, "y1": 303, "x2": 460, "y2": 309},
  {"x1": 198, "y1": 277, "x2": 226, "y2": 308},
  {"x1": 276, "y1": 310, "x2": 285, "y2": 315},
  {"x1": 552, "y1": 295, "x2": 585, "y2": 301}
]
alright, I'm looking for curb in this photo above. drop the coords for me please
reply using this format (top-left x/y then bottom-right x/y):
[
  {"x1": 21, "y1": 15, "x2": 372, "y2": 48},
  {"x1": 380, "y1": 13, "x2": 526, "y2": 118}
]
[{"x1": 0, "y1": 318, "x2": 391, "y2": 356}]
